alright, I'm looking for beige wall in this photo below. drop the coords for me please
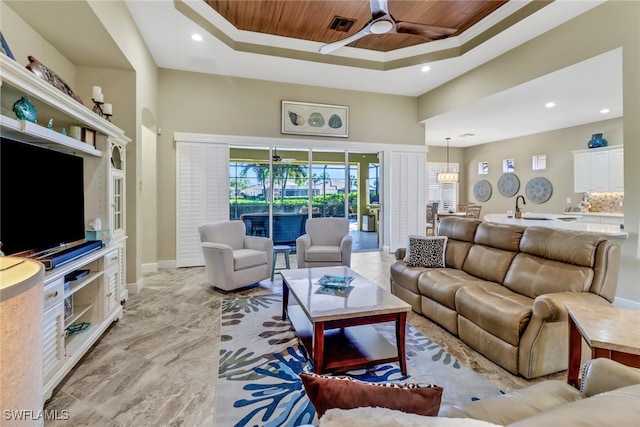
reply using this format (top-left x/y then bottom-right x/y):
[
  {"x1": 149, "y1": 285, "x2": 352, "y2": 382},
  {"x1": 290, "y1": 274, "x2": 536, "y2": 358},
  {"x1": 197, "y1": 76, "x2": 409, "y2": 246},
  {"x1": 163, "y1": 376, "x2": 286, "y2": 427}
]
[
  {"x1": 88, "y1": 0, "x2": 159, "y2": 287},
  {"x1": 464, "y1": 118, "x2": 622, "y2": 215},
  {"x1": 419, "y1": 1, "x2": 640, "y2": 306},
  {"x1": 156, "y1": 69, "x2": 424, "y2": 262}
]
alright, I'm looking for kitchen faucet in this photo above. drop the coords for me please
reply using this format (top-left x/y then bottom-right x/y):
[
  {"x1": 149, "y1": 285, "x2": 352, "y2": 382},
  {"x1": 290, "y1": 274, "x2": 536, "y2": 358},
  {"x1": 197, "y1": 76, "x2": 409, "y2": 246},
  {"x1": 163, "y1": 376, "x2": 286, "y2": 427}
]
[{"x1": 515, "y1": 195, "x2": 526, "y2": 219}]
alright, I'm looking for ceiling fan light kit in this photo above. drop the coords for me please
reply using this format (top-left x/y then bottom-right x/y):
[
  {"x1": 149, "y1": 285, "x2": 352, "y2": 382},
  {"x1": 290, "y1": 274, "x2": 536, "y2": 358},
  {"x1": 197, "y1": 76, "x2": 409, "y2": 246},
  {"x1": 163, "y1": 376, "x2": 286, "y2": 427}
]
[{"x1": 319, "y1": 0, "x2": 457, "y2": 54}]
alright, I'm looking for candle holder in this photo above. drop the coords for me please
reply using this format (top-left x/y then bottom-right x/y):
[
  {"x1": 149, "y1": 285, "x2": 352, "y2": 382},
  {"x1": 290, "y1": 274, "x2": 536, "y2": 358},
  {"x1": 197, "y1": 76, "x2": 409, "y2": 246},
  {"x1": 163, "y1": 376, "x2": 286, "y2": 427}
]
[
  {"x1": 92, "y1": 99, "x2": 104, "y2": 117},
  {"x1": 103, "y1": 113, "x2": 112, "y2": 122}
]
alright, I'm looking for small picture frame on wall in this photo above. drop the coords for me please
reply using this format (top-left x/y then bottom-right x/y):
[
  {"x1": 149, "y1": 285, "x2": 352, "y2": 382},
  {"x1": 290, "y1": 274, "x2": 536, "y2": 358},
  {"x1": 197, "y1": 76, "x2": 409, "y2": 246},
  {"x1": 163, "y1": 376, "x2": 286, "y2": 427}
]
[
  {"x1": 503, "y1": 159, "x2": 515, "y2": 173},
  {"x1": 532, "y1": 154, "x2": 547, "y2": 170},
  {"x1": 81, "y1": 128, "x2": 96, "y2": 147},
  {"x1": 478, "y1": 161, "x2": 489, "y2": 175}
]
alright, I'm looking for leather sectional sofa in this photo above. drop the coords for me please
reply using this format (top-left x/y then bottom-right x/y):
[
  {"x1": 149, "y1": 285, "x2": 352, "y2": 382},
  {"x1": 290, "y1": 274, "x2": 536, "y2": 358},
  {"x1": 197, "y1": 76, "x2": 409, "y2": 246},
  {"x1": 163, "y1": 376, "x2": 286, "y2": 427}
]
[
  {"x1": 390, "y1": 217, "x2": 620, "y2": 379},
  {"x1": 317, "y1": 358, "x2": 640, "y2": 426}
]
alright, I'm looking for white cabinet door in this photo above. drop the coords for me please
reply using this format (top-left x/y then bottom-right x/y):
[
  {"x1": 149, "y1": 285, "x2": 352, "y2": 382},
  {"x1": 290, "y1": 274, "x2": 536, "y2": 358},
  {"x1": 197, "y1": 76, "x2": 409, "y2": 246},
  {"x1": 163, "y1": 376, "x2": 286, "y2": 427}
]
[
  {"x1": 609, "y1": 148, "x2": 624, "y2": 192},
  {"x1": 104, "y1": 249, "x2": 120, "y2": 313},
  {"x1": 573, "y1": 149, "x2": 614, "y2": 192},
  {"x1": 590, "y1": 151, "x2": 610, "y2": 191},
  {"x1": 573, "y1": 152, "x2": 590, "y2": 192},
  {"x1": 43, "y1": 303, "x2": 65, "y2": 386}
]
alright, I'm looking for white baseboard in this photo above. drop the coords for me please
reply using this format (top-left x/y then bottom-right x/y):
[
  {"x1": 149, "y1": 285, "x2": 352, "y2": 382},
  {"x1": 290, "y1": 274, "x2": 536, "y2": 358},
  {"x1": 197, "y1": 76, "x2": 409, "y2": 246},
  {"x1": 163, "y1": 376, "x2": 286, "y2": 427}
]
[
  {"x1": 157, "y1": 259, "x2": 177, "y2": 270},
  {"x1": 127, "y1": 279, "x2": 144, "y2": 295},
  {"x1": 141, "y1": 262, "x2": 158, "y2": 274},
  {"x1": 383, "y1": 245, "x2": 391, "y2": 253},
  {"x1": 613, "y1": 296, "x2": 640, "y2": 310}
]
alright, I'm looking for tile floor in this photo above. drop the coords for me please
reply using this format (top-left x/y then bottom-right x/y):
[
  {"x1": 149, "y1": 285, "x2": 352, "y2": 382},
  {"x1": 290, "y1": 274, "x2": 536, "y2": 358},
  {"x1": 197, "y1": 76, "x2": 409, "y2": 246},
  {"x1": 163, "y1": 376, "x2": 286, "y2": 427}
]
[{"x1": 44, "y1": 251, "x2": 565, "y2": 426}]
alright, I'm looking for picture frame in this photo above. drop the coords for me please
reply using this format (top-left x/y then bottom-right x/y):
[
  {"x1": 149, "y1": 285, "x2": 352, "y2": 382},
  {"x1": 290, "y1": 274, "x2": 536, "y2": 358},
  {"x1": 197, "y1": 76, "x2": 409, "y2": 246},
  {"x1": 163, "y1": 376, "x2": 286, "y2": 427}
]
[
  {"x1": 503, "y1": 159, "x2": 515, "y2": 173},
  {"x1": 478, "y1": 161, "x2": 489, "y2": 175},
  {"x1": 281, "y1": 100, "x2": 349, "y2": 138},
  {"x1": 532, "y1": 154, "x2": 547, "y2": 170},
  {"x1": 0, "y1": 31, "x2": 15, "y2": 60},
  {"x1": 81, "y1": 128, "x2": 96, "y2": 147}
]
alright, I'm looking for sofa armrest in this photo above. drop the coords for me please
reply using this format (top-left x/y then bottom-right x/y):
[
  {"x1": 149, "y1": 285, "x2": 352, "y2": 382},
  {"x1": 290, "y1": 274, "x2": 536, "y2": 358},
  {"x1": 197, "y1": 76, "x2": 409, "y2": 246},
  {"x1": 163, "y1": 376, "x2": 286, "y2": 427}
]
[
  {"x1": 395, "y1": 248, "x2": 406, "y2": 261},
  {"x1": 581, "y1": 358, "x2": 640, "y2": 397},
  {"x1": 532, "y1": 292, "x2": 612, "y2": 322}
]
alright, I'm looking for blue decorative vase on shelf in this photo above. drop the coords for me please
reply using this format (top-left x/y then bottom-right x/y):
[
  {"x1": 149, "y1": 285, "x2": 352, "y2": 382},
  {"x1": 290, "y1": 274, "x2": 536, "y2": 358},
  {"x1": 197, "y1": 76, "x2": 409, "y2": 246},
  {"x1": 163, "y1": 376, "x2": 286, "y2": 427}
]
[
  {"x1": 12, "y1": 96, "x2": 37, "y2": 123},
  {"x1": 587, "y1": 133, "x2": 608, "y2": 148}
]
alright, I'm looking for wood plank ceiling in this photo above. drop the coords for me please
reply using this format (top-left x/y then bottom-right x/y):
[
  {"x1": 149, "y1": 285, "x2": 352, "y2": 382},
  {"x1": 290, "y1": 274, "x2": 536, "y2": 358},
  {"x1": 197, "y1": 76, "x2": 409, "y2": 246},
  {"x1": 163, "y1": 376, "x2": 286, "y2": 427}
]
[{"x1": 205, "y1": 0, "x2": 508, "y2": 52}]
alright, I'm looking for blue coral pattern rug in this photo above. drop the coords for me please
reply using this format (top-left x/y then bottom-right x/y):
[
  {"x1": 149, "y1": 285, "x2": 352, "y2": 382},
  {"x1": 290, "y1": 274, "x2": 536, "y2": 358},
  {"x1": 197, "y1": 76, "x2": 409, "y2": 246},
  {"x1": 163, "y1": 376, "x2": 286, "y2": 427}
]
[{"x1": 215, "y1": 294, "x2": 502, "y2": 427}]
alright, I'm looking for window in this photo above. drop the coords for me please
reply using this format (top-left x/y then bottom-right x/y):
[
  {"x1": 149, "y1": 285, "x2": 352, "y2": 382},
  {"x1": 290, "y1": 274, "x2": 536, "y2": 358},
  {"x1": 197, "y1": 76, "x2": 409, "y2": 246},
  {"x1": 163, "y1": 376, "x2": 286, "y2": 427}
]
[{"x1": 427, "y1": 162, "x2": 459, "y2": 212}]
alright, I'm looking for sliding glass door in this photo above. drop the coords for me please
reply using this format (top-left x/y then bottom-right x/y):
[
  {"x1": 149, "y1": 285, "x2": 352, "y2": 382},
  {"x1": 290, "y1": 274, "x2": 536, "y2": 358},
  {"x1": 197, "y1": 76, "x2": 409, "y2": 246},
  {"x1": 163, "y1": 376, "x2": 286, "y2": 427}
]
[{"x1": 229, "y1": 146, "x2": 380, "y2": 251}]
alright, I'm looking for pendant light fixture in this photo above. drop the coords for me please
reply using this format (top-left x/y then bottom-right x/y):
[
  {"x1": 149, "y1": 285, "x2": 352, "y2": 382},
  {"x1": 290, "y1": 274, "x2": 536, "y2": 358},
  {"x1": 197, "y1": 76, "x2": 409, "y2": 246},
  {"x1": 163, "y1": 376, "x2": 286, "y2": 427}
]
[{"x1": 437, "y1": 137, "x2": 459, "y2": 184}]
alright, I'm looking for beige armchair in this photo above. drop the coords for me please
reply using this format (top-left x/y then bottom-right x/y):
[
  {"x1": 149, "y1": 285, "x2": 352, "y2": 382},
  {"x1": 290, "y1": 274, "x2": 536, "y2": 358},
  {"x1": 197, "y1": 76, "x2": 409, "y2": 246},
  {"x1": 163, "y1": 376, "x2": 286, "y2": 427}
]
[
  {"x1": 199, "y1": 220, "x2": 273, "y2": 291},
  {"x1": 296, "y1": 218, "x2": 352, "y2": 268}
]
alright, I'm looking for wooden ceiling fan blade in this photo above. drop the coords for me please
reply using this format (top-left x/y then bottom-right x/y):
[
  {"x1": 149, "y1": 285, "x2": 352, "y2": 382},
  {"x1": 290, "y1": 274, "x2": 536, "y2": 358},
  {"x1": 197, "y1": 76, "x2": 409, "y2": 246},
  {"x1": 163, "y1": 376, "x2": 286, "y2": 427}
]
[
  {"x1": 319, "y1": 25, "x2": 372, "y2": 54},
  {"x1": 395, "y1": 21, "x2": 457, "y2": 40}
]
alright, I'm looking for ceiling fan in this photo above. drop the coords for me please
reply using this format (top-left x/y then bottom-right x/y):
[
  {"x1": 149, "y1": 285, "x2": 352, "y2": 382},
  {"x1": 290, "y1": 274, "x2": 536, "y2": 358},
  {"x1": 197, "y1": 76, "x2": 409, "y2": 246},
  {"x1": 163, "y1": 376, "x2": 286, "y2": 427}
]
[
  {"x1": 272, "y1": 148, "x2": 295, "y2": 163},
  {"x1": 319, "y1": 0, "x2": 458, "y2": 55}
]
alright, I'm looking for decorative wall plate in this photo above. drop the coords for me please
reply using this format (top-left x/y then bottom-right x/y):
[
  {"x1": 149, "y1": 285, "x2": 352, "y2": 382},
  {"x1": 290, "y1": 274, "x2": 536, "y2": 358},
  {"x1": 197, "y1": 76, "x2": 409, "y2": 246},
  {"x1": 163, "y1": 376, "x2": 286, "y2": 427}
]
[
  {"x1": 497, "y1": 173, "x2": 520, "y2": 197},
  {"x1": 473, "y1": 180, "x2": 492, "y2": 202},
  {"x1": 525, "y1": 177, "x2": 553, "y2": 203}
]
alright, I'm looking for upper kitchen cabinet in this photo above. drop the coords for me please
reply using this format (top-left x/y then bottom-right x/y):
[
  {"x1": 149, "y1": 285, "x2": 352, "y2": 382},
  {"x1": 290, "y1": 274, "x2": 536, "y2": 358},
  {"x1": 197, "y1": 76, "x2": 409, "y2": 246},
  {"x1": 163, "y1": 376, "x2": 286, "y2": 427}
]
[{"x1": 573, "y1": 145, "x2": 623, "y2": 193}]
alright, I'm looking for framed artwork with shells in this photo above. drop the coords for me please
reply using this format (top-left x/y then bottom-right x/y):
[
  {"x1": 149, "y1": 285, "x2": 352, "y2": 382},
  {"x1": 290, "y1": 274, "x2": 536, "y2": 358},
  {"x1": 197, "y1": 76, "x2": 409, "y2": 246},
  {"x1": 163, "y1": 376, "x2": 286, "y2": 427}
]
[{"x1": 281, "y1": 100, "x2": 349, "y2": 138}]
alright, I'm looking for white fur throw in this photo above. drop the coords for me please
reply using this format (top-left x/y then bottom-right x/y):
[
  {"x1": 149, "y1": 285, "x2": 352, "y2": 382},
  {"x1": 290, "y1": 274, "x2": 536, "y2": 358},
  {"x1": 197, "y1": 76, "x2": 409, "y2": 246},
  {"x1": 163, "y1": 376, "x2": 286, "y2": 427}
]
[{"x1": 319, "y1": 407, "x2": 503, "y2": 427}]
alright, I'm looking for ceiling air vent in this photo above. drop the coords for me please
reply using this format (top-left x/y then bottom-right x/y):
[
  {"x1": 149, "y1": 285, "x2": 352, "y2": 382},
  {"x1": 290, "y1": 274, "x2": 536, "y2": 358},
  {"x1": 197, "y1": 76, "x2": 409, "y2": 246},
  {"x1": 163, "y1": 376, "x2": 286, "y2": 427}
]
[{"x1": 329, "y1": 16, "x2": 356, "y2": 32}]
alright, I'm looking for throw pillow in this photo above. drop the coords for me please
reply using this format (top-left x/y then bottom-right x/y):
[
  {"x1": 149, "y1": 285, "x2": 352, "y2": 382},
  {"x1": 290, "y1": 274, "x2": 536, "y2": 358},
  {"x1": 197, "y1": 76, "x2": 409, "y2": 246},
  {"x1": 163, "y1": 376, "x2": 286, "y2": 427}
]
[
  {"x1": 403, "y1": 235, "x2": 447, "y2": 268},
  {"x1": 300, "y1": 372, "x2": 443, "y2": 418}
]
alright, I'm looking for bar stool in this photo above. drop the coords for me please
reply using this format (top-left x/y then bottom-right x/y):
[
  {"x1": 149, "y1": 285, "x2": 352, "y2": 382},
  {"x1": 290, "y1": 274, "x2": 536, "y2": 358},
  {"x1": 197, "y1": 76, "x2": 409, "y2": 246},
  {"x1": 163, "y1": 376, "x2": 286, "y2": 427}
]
[{"x1": 271, "y1": 245, "x2": 291, "y2": 280}]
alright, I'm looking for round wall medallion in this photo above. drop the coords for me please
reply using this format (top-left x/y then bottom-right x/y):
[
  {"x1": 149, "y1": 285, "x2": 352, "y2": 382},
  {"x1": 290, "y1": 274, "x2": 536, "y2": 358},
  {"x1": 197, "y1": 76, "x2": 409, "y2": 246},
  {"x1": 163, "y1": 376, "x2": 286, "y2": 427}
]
[
  {"x1": 525, "y1": 176, "x2": 553, "y2": 203},
  {"x1": 473, "y1": 180, "x2": 492, "y2": 202},
  {"x1": 497, "y1": 173, "x2": 520, "y2": 197}
]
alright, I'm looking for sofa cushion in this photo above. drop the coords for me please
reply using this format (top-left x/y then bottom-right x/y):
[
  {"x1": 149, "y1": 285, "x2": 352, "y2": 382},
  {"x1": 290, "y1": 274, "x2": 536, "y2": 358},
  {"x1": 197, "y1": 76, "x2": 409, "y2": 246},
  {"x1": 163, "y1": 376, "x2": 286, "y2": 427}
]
[
  {"x1": 418, "y1": 269, "x2": 488, "y2": 310},
  {"x1": 233, "y1": 248, "x2": 268, "y2": 270},
  {"x1": 320, "y1": 407, "x2": 503, "y2": 427},
  {"x1": 503, "y1": 253, "x2": 593, "y2": 298},
  {"x1": 438, "y1": 217, "x2": 481, "y2": 243},
  {"x1": 474, "y1": 222, "x2": 524, "y2": 252},
  {"x1": 440, "y1": 380, "x2": 584, "y2": 426},
  {"x1": 508, "y1": 384, "x2": 640, "y2": 427},
  {"x1": 305, "y1": 246, "x2": 342, "y2": 262},
  {"x1": 519, "y1": 227, "x2": 603, "y2": 267},
  {"x1": 404, "y1": 236, "x2": 447, "y2": 268},
  {"x1": 456, "y1": 283, "x2": 533, "y2": 346},
  {"x1": 463, "y1": 245, "x2": 517, "y2": 285},
  {"x1": 300, "y1": 372, "x2": 443, "y2": 418}
]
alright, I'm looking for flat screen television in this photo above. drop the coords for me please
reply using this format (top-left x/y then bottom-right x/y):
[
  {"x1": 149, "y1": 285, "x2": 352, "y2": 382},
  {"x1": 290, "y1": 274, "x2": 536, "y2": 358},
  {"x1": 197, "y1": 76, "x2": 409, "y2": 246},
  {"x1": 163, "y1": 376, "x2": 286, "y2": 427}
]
[{"x1": 0, "y1": 136, "x2": 85, "y2": 256}]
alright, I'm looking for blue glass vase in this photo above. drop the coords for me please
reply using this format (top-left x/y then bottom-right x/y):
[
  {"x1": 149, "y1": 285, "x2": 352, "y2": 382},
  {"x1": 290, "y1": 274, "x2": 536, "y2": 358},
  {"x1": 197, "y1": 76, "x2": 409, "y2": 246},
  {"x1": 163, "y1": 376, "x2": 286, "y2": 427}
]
[
  {"x1": 12, "y1": 96, "x2": 37, "y2": 123},
  {"x1": 587, "y1": 133, "x2": 608, "y2": 148}
]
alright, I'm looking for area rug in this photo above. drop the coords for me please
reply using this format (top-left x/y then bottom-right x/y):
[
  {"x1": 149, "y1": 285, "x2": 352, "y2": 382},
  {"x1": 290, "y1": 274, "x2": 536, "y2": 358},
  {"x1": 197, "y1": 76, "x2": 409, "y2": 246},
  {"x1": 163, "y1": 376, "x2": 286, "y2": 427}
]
[{"x1": 215, "y1": 294, "x2": 503, "y2": 427}]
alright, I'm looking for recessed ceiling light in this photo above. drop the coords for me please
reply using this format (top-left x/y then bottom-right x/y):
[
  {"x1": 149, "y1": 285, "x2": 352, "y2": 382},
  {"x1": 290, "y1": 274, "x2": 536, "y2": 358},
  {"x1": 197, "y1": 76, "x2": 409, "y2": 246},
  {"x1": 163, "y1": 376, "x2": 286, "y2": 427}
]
[
  {"x1": 545, "y1": 102, "x2": 556, "y2": 109},
  {"x1": 420, "y1": 65, "x2": 431, "y2": 73},
  {"x1": 600, "y1": 108, "x2": 611, "y2": 114},
  {"x1": 191, "y1": 34, "x2": 203, "y2": 42}
]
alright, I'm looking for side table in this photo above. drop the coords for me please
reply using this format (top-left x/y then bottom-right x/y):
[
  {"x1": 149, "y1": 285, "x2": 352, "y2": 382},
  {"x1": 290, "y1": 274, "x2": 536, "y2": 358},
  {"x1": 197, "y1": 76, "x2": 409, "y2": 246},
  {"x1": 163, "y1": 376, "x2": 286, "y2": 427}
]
[
  {"x1": 271, "y1": 245, "x2": 291, "y2": 280},
  {"x1": 565, "y1": 302, "x2": 640, "y2": 389}
]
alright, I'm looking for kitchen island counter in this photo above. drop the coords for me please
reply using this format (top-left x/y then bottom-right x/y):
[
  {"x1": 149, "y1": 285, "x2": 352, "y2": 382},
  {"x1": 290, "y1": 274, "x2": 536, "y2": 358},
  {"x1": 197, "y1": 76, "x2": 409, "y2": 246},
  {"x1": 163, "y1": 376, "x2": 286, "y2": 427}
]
[{"x1": 484, "y1": 213, "x2": 628, "y2": 238}]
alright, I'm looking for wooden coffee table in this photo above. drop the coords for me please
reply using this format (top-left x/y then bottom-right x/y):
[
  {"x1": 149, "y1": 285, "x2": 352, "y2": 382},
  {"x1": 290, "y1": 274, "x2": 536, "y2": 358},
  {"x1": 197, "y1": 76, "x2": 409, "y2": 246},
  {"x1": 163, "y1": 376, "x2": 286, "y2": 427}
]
[
  {"x1": 281, "y1": 266, "x2": 411, "y2": 375},
  {"x1": 565, "y1": 302, "x2": 640, "y2": 389}
]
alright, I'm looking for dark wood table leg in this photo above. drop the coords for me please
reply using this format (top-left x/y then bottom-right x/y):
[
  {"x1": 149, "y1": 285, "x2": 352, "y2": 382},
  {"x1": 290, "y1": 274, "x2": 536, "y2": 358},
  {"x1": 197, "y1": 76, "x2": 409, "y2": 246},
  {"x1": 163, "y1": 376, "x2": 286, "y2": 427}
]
[
  {"x1": 282, "y1": 282, "x2": 289, "y2": 321},
  {"x1": 313, "y1": 321, "x2": 325, "y2": 373},
  {"x1": 396, "y1": 312, "x2": 407, "y2": 375},
  {"x1": 567, "y1": 315, "x2": 582, "y2": 389}
]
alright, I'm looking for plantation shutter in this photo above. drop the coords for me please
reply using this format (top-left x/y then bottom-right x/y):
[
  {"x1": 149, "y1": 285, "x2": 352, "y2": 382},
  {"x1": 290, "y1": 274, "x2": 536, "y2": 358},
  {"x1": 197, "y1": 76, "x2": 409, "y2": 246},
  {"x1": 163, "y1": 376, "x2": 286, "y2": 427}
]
[
  {"x1": 176, "y1": 141, "x2": 229, "y2": 267},
  {"x1": 390, "y1": 151, "x2": 426, "y2": 252}
]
